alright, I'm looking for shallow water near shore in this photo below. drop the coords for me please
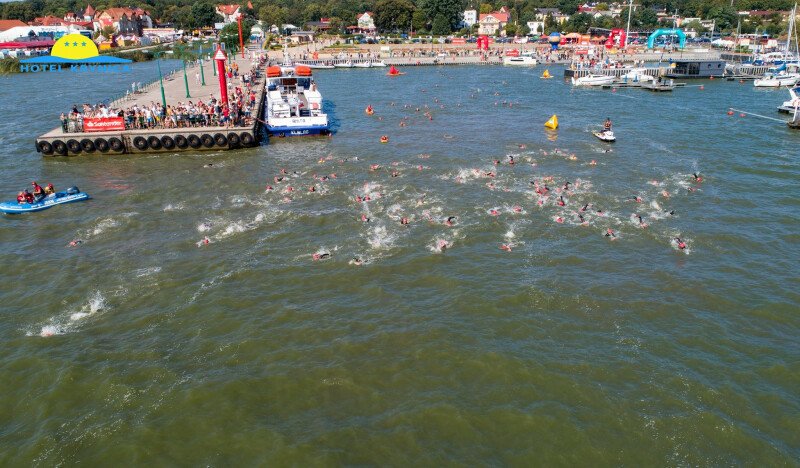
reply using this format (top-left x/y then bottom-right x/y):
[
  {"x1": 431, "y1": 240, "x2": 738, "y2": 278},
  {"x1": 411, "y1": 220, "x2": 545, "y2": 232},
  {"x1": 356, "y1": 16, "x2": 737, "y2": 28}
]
[{"x1": 1, "y1": 62, "x2": 799, "y2": 465}]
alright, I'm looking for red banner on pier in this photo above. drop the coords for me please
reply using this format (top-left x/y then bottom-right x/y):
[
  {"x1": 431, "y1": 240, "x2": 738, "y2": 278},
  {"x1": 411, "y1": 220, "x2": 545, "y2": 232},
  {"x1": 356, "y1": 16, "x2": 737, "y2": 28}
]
[{"x1": 83, "y1": 117, "x2": 125, "y2": 132}]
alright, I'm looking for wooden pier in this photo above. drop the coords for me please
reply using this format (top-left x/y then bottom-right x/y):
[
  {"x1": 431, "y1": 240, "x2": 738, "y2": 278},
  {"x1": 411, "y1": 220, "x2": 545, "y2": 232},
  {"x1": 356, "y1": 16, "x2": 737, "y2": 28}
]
[{"x1": 35, "y1": 48, "x2": 266, "y2": 157}]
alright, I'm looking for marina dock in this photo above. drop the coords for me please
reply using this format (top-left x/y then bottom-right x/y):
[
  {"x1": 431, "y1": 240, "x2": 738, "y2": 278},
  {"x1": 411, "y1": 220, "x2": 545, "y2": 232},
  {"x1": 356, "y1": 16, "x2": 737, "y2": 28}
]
[{"x1": 35, "y1": 47, "x2": 266, "y2": 157}]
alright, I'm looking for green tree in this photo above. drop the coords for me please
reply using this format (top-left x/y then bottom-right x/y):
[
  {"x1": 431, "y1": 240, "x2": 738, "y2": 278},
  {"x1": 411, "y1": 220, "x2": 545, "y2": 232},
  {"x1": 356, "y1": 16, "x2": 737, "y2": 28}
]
[
  {"x1": 637, "y1": 8, "x2": 659, "y2": 28},
  {"x1": 374, "y1": 0, "x2": 415, "y2": 32},
  {"x1": 412, "y1": 9, "x2": 428, "y2": 32},
  {"x1": 327, "y1": 16, "x2": 343, "y2": 34},
  {"x1": 422, "y1": 0, "x2": 463, "y2": 31},
  {"x1": 506, "y1": 22, "x2": 519, "y2": 36},
  {"x1": 565, "y1": 12, "x2": 592, "y2": 32},
  {"x1": 518, "y1": 22, "x2": 530, "y2": 35},
  {"x1": 191, "y1": 2, "x2": 222, "y2": 28},
  {"x1": 708, "y1": 5, "x2": 738, "y2": 31},
  {"x1": 682, "y1": 19, "x2": 705, "y2": 33},
  {"x1": 303, "y1": 3, "x2": 322, "y2": 23},
  {"x1": 220, "y1": 18, "x2": 255, "y2": 51},
  {"x1": 480, "y1": 3, "x2": 493, "y2": 14},
  {"x1": 430, "y1": 13, "x2": 451, "y2": 34},
  {"x1": 3, "y1": 2, "x2": 35, "y2": 21},
  {"x1": 595, "y1": 2, "x2": 608, "y2": 11},
  {"x1": 259, "y1": 5, "x2": 287, "y2": 28}
]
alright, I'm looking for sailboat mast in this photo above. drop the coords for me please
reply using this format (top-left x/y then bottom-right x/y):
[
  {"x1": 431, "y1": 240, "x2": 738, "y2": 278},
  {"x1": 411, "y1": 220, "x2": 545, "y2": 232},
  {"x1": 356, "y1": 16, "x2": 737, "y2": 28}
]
[{"x1": 786, "y1": 4, "x2": 795, "y2": 60}]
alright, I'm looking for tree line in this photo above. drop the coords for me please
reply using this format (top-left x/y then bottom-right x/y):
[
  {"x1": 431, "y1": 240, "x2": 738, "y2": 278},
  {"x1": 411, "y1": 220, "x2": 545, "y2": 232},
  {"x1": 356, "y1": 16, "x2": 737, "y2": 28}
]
[{"x1": 0, "y1": 0, "x2": 796, "y2": 36}]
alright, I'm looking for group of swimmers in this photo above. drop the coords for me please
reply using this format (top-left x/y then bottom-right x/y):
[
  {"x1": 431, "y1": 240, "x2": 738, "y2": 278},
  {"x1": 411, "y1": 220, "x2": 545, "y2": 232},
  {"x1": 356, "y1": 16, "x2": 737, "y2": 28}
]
[{"x1": 16, "y1": 181, "x2": 54, "y2": 204}]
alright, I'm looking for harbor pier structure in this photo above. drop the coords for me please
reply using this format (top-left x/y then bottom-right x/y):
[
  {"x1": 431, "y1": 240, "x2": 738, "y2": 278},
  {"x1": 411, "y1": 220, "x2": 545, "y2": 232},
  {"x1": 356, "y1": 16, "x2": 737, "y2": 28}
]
[{"x1": 35, "y1": 46, "x2": 267, "y2": 157}]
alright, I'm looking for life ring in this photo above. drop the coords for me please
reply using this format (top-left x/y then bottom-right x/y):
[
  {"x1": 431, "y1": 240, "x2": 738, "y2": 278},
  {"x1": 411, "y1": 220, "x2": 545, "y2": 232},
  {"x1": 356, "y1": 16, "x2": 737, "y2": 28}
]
[
  {"x1": 133, "y1": 136, "x2": 148, "y2": 150},
  {"x1": 213, "y1": 133, "x2": 228, "y2": 147},
  {"x1": 52, "y1": 140, "x2": 67, "y2": 155},
  {"x1": 227, "y1": 132, "x2": 241, "y2": 147},
  {"x1": 147, "y1": 135, "x2": 162, "y2": 150},
  {"x1": 109, "y1": 137, "x2": 124, "y2": 152},
  {"x1": 175, "y1": 135, "x2": 189, "y2": 149},
  {"x1": 240, "y1": 132, "x2": 254, "y2": 146},
  {"x1": 380, "y1": 135, "x2": 389, "y2": 143},
  {"x1": 67, "y1": 139, "x2": 82, "y2": 154},
  {"x1": 161, "y1": 135, "x2": 175, "y2": 150},
  {"x1": 94, "y1": 138, "x2": 109, "y2": 153},
  {"x1": 188, "y1": 134, "x2": 202, "y2": 148},
  {"x1": 81, "y1": 138, "x2": 96, "y2": 153},
  {"x1": 38, "y1": 141, "x2": 54, "y2": 155}
]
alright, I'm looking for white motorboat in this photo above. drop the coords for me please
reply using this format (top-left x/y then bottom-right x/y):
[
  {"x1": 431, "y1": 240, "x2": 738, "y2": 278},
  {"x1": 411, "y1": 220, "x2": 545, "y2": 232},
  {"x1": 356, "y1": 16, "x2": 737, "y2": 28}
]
[
  {"x1": 371, "y1": 60, "x2": 387, "y2": 67},
  {"x1": 334, "y1": 61, "x2": 354, "y2": 68},
  {"x1": 354, "y1": 61, "x2": 372, "y2": 68},
  {"x1": 263, "y1": 65, "x2": 330, "y2": 137},
  {"x1": 592, "y1": 130, "x2": 616, "y2": 142},
  {"x1": 571, "y1": 74, "x2": 616, "y2": 86},
  {"x1": 777, "y1": 86, "x2": 800, "y2": 112},
  {"x1": 308, "y1": 62, "x2": 335, "y2": 69},
  {"x1": 620, "y1": 68, "x2": 655, "y2": 83},
  {"x1": 754, "y1": 68, "x2": 800, "y2": 87},
  {"x1": 503, "y1": 55, "x2": 538, "y2": 66}
]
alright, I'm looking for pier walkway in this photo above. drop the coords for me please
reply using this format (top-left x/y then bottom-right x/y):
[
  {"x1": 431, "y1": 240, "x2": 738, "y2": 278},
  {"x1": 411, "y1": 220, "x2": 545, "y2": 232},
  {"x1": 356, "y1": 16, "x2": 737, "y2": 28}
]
[{"x1": 36, "y1": 48, "x2": 267, "y2": 156}]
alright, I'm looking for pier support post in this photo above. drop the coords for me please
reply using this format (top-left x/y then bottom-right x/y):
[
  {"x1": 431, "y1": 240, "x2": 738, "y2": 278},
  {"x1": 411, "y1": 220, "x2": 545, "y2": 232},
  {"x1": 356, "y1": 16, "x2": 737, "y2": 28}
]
[{"x1": 156, "y1": 53, "x2": 166, "y2": 108}]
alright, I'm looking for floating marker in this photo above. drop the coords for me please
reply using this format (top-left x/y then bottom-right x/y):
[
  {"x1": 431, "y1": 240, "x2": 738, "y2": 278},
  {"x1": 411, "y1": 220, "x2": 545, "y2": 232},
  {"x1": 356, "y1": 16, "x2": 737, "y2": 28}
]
[{"x1": 544, "y1": 114, "x2": 558, "y2": 129}]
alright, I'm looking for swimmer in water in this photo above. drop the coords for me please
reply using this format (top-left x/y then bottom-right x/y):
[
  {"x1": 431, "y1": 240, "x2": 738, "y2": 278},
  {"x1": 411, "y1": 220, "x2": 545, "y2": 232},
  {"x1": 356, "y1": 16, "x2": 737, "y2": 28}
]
[
  {"x1": 309, "y1": 186, "x2": 316, "y2": 192},
  {"x1": 68, "y1": 239, "x2": 82, "y2": 247},
  {"x1": 508, "y1": 156, "x2": 515, "y2": 165},
  {"x1": 203, "y1": 163, "x2": 214, "y2": 168},
  {"x1": 665, "y1": 210, "x2": 676, "y2": 216},
  {"x1": 605, "y1": 229, "x2": 616, "y2": 238},
  {"x1": 631, "y1": 196, "x2": 642, "y2": 203},
  {"x1": 350, "y1": 257, "x2": 364, "y2": 266},
  {"x1": 274, "y1": 176, "x2": 284, "y2": 183},
  {"x1": 563, "y1": 181, "x2": 571, "y2": 191},
  {"x1": 391, "y1": 171, "x2": 399, "y2": 177},
  {"x1": 557, "y1": 196, "x2": 566, "y2": 206},
  {"x1": 674, "y1": 237, "x2": 687, "y2": 249},
  {"x1": 400, "y1": 217, "x2": 410, "y2": 225},
  {"x1": 312, "y1": 252, "x2": 331, "y2": 261},
  {"x1": 361, "y1": 215, "x2": 370, "y2": 223},
  {"x1": 489, "y1": 209, "x2": 499, "y2": 216},
  {"x1": 578, "y1": 214, "x2": 586, "y2": 224},
  {"x1": 693, "y1": 173, "x2": 703, "y2": 182},
  {"x1": 580, "y1": 203, "x2": 590, "y2": 212},
  {"x1": 500, "y1": 244, "x2": 512, "y2": 252},
  {"x1": 513, "y1": 205, "x2": 522, "y2": 213},
  {"x1": 493, "y1": 159, "x2": 500, "y2": 166},
  {"x1": 445, "y1": 216, "x2": 456, "y2": 226}
]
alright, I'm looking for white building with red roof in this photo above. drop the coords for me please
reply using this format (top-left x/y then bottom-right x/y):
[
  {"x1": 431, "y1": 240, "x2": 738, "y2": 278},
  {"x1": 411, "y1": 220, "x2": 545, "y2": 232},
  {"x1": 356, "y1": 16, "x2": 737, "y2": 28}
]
[{"x1": 478, "y1": 7, "x2": 509, "y2": 35}]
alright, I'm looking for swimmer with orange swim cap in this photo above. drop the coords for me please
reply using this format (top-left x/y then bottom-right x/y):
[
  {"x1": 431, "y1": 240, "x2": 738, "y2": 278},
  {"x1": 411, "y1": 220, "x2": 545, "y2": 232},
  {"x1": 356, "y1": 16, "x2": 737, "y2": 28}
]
[
  {"x1": 693, "y1": 173, "x2": 703, "y2": 183},
  {"x1": 500, "y1": 244, "x2": 512, "y2": 252},
  {"x1": 675, "y1": 237, "x2": 687, "y2": 249},
  {"x1": 605, "y1": 229, "x2": 616, "y2": 239},
  {"x1": 557, "y1": 196, "x2": 566, "y2": 206}
]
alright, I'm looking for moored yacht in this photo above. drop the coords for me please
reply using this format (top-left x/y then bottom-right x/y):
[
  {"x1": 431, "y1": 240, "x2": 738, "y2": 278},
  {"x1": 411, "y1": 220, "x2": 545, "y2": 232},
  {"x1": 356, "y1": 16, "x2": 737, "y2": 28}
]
[{"x1": 263, "y1": 65, "x2": 330, "y2": 137}]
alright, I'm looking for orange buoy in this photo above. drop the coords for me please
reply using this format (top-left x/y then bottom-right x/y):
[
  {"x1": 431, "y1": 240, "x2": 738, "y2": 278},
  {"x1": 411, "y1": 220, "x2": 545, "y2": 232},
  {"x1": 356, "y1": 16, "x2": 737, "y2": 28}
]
[
  {"x1": 380, "y1": 135, "x2": 389, "y2": 143},
  {"x1": 365, "y1": 105, "x2": 374, "y2": 115},
  {"x1": 727, "y1": 110, "x2": 734, "y2": 115}
]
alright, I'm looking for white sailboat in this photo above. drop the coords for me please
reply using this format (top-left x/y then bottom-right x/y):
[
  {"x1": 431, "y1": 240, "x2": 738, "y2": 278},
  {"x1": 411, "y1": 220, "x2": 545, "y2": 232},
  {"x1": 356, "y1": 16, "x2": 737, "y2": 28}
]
[{"x1": 755, "y1": 3, "x2": 800, "y2": 87}]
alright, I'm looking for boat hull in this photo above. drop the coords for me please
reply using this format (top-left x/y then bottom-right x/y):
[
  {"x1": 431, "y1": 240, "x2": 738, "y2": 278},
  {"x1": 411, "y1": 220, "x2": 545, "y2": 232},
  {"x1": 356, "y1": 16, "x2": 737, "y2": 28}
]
[
  {"x1": 593, "y1": 131, "x2": 616, "y2": 142},
  {"x1": 266, "y1": 125, "x2": 330, "y2": 137},
  {"x1": 0, "y1": 191, "x2": 89, "y2": 214}
]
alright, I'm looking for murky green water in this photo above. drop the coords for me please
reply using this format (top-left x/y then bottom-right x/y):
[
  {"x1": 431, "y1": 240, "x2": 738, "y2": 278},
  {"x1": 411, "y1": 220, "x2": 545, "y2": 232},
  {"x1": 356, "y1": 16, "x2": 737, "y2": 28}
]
[{"x1": 1, "y1": 62, "x2": 798, "y2": 465}]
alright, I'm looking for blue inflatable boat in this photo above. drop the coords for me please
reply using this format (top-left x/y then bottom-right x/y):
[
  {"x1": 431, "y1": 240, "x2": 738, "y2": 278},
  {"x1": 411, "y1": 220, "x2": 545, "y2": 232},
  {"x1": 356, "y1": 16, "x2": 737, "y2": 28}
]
[{"x1": 0, "y1": 187, "x2": 90, "y2": 214}]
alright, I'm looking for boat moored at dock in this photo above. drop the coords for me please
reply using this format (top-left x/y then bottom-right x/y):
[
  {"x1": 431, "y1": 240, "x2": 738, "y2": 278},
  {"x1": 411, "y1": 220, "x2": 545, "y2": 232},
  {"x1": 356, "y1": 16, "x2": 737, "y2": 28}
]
[
  {"x1": 571, "y1": 74, "x2": 616, "y2": 87},
  {"x1": 263, "y1": 65, "x2": 330, "y2": 137}
]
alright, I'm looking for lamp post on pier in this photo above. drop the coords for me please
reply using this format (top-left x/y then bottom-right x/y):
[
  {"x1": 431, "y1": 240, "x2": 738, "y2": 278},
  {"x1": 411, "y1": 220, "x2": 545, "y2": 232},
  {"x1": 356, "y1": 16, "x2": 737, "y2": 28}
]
[
  {"x1": 183, "y1": 59, "x2": 191, "y2": 98},
  {"x1": 199, "y1": 43, "x2": 206, "y2": 85},
  {"x1": 155, "y1": 51, "x2": 167, "y2": 108}
]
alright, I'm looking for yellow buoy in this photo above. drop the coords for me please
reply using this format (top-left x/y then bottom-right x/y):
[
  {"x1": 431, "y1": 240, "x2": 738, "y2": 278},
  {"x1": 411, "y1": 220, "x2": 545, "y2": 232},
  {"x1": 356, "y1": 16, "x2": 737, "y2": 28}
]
[
  {"x1": 541, "y1": 69, "x2": 552, "y2": 79},
  {"x1": 544, "y1": 115, "x2": 558, "y2": 129}
]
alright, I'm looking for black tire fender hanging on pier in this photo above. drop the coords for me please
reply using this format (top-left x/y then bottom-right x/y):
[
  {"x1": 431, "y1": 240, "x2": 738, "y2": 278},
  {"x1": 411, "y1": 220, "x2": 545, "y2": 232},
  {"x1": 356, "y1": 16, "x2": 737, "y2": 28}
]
[
  {"x1": 227, "y1": 132, "x2": 241, "y2": 147},
  {"x1": 201, "y1": 134, "x2": 215, "y2": 148},
  {"x1": 133, "y1": 136, "x2": 148, "y2": 151},
  {"x1": 95, "y1": 138, "x2": 109, "y2": 153},
  {"x1": 175, "y1": 135, "x2": 189, "y2": 149},
  {"x1": 81, "y1": 138, "x2": 96, "y2": 153},
  {"x1": 52, "y1": 140, "x2": 67, "y2": 155},
  {"x1": 147, "y1": 136, "x2": 162, "y2": 150},
  {"x1": 213, "y1": 133, "x2": 227, "y2": 147},
  {"x1": 66, "y1": 139, "x2": 82, "y2": 154},
  {"x1": 240, "y1": 132, "x2": 254, "y2": 146},
  {"x1": 109, "y1": 137, "x2": 124, "y2": 152},
  {"x1": 38, "y1": 141, "x2": 54, "y2": 155},
  {"x1": 161, "y1": 136, "x2": 175, "y2": 150},
  {"x1": 188, "y1": 135, "x2": 202, "y2": 148}
]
